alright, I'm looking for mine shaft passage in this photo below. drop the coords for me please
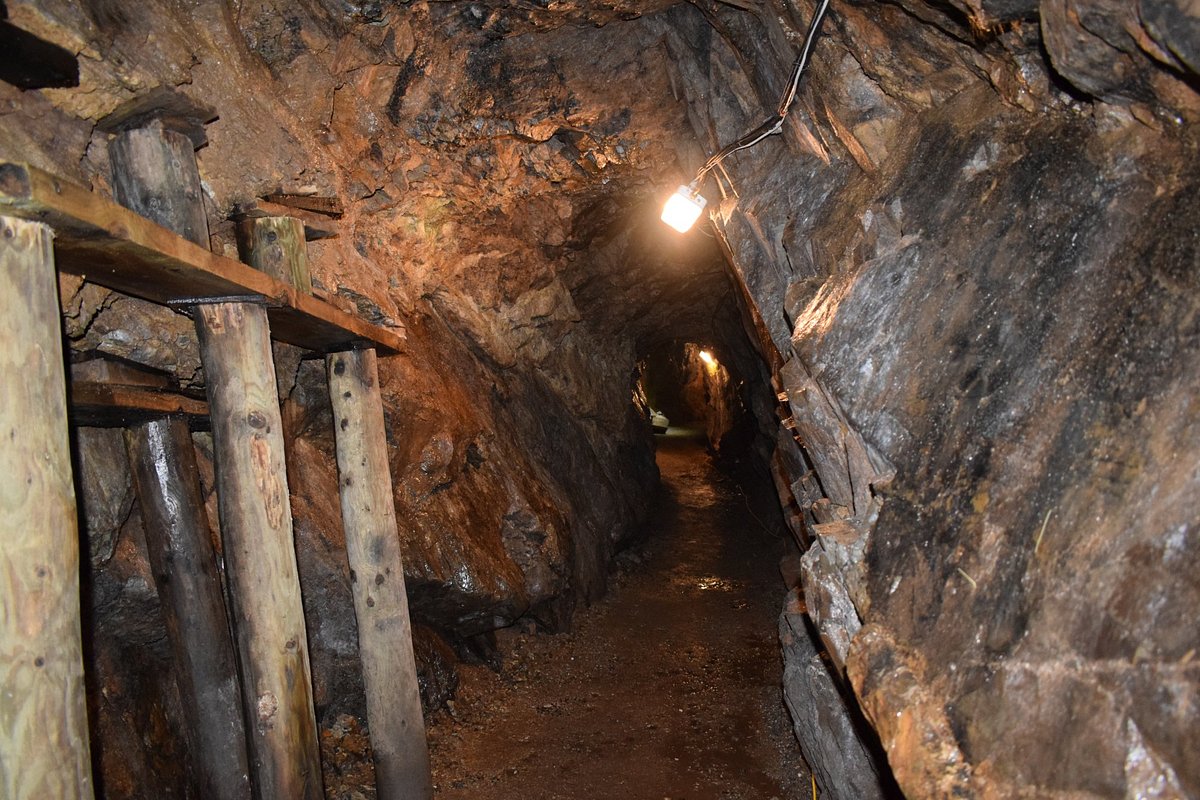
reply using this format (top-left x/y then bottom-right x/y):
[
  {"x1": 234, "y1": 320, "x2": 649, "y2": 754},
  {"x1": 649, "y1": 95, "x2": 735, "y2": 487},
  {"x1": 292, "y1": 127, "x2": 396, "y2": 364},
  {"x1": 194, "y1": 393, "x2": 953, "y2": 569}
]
[{"x1": 428, "y1": 431, "x2": 809, "y2": 798}]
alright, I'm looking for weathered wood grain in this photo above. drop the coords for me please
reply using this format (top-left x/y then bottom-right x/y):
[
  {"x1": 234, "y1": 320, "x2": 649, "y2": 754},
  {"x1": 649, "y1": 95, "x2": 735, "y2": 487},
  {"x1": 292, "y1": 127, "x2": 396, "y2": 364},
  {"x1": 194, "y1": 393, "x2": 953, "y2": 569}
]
[
  {"x1": 68, "y1": 382, "x2": 210, "y2": 428},
  {"x1": 125, "y1": 419, "x2": 251, "y2": 799},
  {"x1": 109, "y1": 123, "x2": 251, "y2": 799},
  {"x1": 0, "y1": 216, "x2": 94, "y2": 799},
  {"x1": 236, "y1": 216, "x2": 313, "y2": 295},
  {"x1": 197, "y1": 301, "x2": 323, "y2": 800},
  {"x1": 328, "y1": 348, "x2": 433, "y2": 800},
  {"x1": 109, "y1": 122, "x2": 211, "y2": 247}
]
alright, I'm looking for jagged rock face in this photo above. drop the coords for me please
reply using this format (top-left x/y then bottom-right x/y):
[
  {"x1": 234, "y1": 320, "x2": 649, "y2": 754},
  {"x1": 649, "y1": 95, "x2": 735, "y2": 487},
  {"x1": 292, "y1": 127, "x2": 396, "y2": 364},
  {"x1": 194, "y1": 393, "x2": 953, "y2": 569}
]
[{"x1": 663, "y1": 0, "x2": 1199, "y2": 797}]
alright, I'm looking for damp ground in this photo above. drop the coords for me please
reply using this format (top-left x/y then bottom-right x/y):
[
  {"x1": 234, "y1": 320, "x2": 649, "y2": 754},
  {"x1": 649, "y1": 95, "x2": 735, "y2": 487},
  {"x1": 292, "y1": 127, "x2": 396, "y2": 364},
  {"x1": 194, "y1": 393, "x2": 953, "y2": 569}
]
[{"x1": 427, "y1": 429, "x2": 810, "y2": 799}]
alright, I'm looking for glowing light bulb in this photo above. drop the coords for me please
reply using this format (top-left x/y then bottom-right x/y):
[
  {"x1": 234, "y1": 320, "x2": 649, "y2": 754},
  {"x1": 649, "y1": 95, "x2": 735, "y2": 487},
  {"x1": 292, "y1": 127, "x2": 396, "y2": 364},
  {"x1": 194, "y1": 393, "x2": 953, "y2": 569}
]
[
  {"x1": 699, "y1": 350, "x2": 715, "y2": 366},
  {"x1": 661, "y1": 185, "x2": 707, "y2": 233}
]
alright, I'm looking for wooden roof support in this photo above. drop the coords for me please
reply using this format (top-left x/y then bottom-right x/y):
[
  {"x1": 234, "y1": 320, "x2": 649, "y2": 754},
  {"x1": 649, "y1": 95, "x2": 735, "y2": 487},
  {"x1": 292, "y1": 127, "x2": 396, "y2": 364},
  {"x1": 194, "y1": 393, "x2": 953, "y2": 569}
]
[
  {"x1": 0, "y1": 161, "x2": 402, "y2": 355},
  {"x1": 67, "y1": 381, "x2": 210, "y2": 429},
  {"x1": 108, "y1": 124, "x2": 252, "y2": 799},
  {"x1": 238, "y1": 211, "x2": 433, "y2": 797},
  {"x1": 196, "y1": 301, "x2": 323, "y2": 799},
  {"x1": 328, "y1": 349, "x2": 434, "y2": 799},
  {"x1": 109, "y1": 122, "x2": 323, "y2": 798},
  {"x1": 0, "y1": 216, "x2": 94, "y2": 799},
  {"x1": 124, "y1": 419, "x2": 251, "y2": 799}
]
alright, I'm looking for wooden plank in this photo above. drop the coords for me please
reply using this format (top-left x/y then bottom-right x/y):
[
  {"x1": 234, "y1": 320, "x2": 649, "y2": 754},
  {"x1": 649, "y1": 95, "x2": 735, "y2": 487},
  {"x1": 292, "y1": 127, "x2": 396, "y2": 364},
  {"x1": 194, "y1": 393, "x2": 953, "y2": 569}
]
[
  {"x1": 197, "y1": 301, "x2": 324, "y2": 800},
  {"x1": 327, "y1": 349, "x2": 432, "y2": 799},
  {"x1": 231, "y1": 200, "x2": 339, "y2": 241},
  {"x1": 0, "y1": 162, "x2": 402, "y2": 354},
  {"x1": 96, "y1": 87, "x2": 217, "y2": 149},
  {"x1": 125, "y1": 419, "x2": 250, "y2": 800},
  {"x1": 69, "y1": 354, "x2": 209, "y2": 429},
  {"x1": 68, "y1": 382, "x2": 210, "y2": 429},
  {"x1": 0, "y1": 216, "x2": 94, "y2": 799},
  {"x1": 0, "y1": 17, "x2": 79, "y2": 89},
  {"x1": 262, "y1": 193, "x2": 344, "y2": 218}
]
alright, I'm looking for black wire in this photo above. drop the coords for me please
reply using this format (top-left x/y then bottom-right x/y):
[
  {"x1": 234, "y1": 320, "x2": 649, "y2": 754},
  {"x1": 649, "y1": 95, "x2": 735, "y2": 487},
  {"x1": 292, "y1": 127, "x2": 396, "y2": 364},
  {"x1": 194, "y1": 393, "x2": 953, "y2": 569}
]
[{"x1": 694, "y1": 0, "x2": 832, "y2": 185}]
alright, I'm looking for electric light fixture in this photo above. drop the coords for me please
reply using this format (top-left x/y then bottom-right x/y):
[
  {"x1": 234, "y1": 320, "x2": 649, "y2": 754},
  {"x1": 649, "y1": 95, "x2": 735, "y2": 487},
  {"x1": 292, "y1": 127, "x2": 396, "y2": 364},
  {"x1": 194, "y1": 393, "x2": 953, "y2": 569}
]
[
  {"x1": 660, "y1": 0, "x2": 831, "y2": 233},
  {"x1": 661, "y1": 184, "x2": 707, "y2": 233}
]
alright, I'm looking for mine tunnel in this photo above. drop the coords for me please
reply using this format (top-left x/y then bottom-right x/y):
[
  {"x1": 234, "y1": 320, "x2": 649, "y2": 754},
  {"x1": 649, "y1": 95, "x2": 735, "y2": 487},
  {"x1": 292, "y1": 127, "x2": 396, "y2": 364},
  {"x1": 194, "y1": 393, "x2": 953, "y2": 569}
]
[{"x1": 0, "y1": 0, "x2": 1197, "y2": 798}]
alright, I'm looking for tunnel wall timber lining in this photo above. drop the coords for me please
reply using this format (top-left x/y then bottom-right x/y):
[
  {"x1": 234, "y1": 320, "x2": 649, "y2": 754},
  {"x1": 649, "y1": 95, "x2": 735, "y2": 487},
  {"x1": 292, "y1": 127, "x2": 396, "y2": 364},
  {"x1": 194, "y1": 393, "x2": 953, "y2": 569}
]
[{"x1": 0, "y1": 136, "x2": 432, "y2": 796}]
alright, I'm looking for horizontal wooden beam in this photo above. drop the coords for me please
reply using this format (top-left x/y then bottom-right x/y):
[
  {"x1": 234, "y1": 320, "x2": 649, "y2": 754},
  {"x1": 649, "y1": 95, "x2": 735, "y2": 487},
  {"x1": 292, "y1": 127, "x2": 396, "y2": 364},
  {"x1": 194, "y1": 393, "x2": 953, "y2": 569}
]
[
  {"x1": 0, "y1": 162, "x2": 402, "y2": 355},
  {"x1": 68, "y1": 382, "x2": 210, "y2": 429}
]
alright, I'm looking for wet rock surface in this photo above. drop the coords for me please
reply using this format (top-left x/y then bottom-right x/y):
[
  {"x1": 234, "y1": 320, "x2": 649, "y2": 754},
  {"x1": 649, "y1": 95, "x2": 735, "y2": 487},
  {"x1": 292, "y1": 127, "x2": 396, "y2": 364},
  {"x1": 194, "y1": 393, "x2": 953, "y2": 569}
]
[
  {"x1": 779, "y1": 591, "x2": 897, "y2": 800},
  {"x1": 428, "y1": 433, "x2": 806, "y2": 798}
]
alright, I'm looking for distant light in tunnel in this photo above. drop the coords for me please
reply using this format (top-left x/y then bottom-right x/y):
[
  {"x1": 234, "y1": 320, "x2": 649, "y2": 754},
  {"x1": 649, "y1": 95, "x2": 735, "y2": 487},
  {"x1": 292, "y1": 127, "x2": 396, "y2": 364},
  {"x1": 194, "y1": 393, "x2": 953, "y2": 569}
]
[{"x1": 661, "y1": 184, "x2": 707, "y2": 233}]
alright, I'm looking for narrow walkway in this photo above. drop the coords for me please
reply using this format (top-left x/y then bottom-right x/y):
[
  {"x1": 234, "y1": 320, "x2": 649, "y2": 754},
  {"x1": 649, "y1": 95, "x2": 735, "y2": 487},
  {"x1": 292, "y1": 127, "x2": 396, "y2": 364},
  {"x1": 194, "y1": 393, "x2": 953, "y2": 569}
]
[{"x1": 429, "y1": 430, "x2": 808, "y2": 799}]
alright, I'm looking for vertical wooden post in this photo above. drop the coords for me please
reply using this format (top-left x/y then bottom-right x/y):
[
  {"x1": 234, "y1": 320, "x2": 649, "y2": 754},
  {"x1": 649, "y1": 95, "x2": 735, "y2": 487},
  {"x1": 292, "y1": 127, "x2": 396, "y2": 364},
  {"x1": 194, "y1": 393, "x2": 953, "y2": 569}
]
[
  {"x1": 124, "y1": 419, "x2": 251, "y2": 799},
  {"x1": 109, "y1": 120, "x2": 209, "y2": 246},
  {"x1": 328, "y1": 349, "x2": 433, "y2": 800},
  {"x1": 109, "y1": 123, "x2": 252, "y2": 800},
  {"x1": 196, "y1": 301, "x2": 323, "y2": 800},
  {"x1": 0, "y1": 216, "x2": 94, "y2": 799},
  {"x1": 236, "y1": 216, "x2": 313, "y2": 294},
  {"x1": 236, "y1": 212, "x2": 431, "y2": 798}
]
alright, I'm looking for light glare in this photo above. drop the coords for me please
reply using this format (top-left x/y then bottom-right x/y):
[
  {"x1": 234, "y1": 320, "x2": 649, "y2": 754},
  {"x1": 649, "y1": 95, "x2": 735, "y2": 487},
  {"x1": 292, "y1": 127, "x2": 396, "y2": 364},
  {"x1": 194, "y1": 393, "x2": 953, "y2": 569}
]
[
  {"x1": 661, "y1": 185, "x2": 707, "y2": 233},
  {"x1": 699, "y1": 350, "x2": 715, "y2": 366}
]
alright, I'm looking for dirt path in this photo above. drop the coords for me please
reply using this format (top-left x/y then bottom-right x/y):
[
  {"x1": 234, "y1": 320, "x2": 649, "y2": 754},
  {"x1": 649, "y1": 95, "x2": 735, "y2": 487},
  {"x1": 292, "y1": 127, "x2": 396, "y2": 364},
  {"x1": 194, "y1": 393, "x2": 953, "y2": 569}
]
[{"x1": 428, "y1": 430, "x2": 809, "y2": 799}]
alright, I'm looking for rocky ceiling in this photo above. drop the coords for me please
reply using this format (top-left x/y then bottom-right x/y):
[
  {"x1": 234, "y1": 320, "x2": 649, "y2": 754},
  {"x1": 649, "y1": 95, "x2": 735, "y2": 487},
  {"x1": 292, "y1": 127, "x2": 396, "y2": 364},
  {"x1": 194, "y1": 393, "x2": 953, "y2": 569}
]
[{"x1": 1, "y1": 0, "x2": 1197, "y2": 797}]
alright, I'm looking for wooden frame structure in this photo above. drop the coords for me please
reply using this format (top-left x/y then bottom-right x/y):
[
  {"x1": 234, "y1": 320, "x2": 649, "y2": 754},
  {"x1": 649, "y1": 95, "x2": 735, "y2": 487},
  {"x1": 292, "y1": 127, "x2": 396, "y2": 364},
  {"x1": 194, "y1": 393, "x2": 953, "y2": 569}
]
[{"x1": 0, "y1": 136, "x2": 430, "y2": 799}]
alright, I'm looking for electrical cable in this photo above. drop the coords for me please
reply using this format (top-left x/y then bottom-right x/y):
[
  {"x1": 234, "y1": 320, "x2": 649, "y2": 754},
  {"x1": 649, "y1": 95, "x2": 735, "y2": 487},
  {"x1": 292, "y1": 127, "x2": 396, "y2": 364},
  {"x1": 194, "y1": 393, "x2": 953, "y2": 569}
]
[{"x1": 692, "y1": 0, "x2": 832, "y2": 187}]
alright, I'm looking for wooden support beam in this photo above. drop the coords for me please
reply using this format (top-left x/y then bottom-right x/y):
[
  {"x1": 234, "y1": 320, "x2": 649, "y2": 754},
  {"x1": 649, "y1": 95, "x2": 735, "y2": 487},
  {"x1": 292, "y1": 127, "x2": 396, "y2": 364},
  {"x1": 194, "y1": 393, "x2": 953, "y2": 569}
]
[
  {"x1": 0, "y1": 161, "x2": 403, "y2": 354},
  {"x1": 97, "y1": 87, "x2": 217, "y2": 150},
  {"x1": 262, "y1": 193, "x2": 344, "y2": 218},
  {"x1": 68, "y1": 359, "x2": 210, "y2": 428},
  {"x1": 0, "y1": 216, "x2": 94, "y2": 799},
  {"x1": 109, "y1": 122, "x2": 210, "y2": 246},
  {"x1": 124, "y1": 419, "x2": 251, "y2": 799},
  {"x1": 328, "y1": 349, "x2": 432, "y2": 800},
  {"x1": 109, "y1": 123, "x2": 252, "y2": 800},
  {"x1": 197, "y1": 301, "x2": 323, "y2": 800},
  {"x1": 238, "y1": 210, "x2": 430, "y2": 797},
  {"x1": 236, "y1": 216, "x2": 313, "y2": 295},
  {"x1": 68, "y1": 382, "x2": 210, "y2": 429}
]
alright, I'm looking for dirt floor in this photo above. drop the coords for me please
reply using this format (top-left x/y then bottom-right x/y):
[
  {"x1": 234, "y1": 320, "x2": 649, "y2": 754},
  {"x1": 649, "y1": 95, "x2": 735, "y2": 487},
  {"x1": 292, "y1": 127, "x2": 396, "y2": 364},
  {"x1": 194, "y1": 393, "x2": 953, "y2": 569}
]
[{"x1": 427, "y1": 430, "x2": 811, "y2": 799}]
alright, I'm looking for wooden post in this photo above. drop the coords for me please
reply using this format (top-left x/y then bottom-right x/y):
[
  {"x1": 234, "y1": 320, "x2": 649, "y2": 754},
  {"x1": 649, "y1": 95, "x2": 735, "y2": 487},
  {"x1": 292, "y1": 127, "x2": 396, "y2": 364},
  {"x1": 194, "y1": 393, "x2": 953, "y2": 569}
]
[
  {"x1": 109, "y1": 120, "x2": 209, "y2": 246},
  {"x1": 109, "y1": 122, "x2": 252, "y2": 800},
  {"x1": 0, "y1": 216, "x2": 94, "y2": 799},
  {"x1": 236, "y1": 212, "x2": 431, "y2": 797},
  {"x1": 236, "y1": 216, "x2": 313, "y2": 294},
  {"x1": 233, "y1": 215, "x2": 311, "y2": 401},
  {"x1": 328, "y1": 349, "x2": 433, "y2": 800},
  {"x1": 124, "y1": 419, "x2": 251, "y2": 799},
  {"x1": 196, "y1": 301, "x2": 323, "y2": 800}
]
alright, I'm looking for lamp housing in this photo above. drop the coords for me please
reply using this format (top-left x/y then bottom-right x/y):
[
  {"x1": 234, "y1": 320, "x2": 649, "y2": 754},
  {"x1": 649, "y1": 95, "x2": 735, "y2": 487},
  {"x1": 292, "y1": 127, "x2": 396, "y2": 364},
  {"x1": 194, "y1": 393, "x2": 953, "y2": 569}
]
[{"x1": 661, "y1": 185, "x2": 707, "y2": 233}]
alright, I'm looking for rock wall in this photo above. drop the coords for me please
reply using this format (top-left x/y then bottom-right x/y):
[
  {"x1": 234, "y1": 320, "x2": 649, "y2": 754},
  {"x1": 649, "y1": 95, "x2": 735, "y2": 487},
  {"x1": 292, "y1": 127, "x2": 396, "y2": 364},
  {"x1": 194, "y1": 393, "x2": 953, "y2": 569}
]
[{"x1": 659, "y1": 0, "x2": 1200, "y2": 797}]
